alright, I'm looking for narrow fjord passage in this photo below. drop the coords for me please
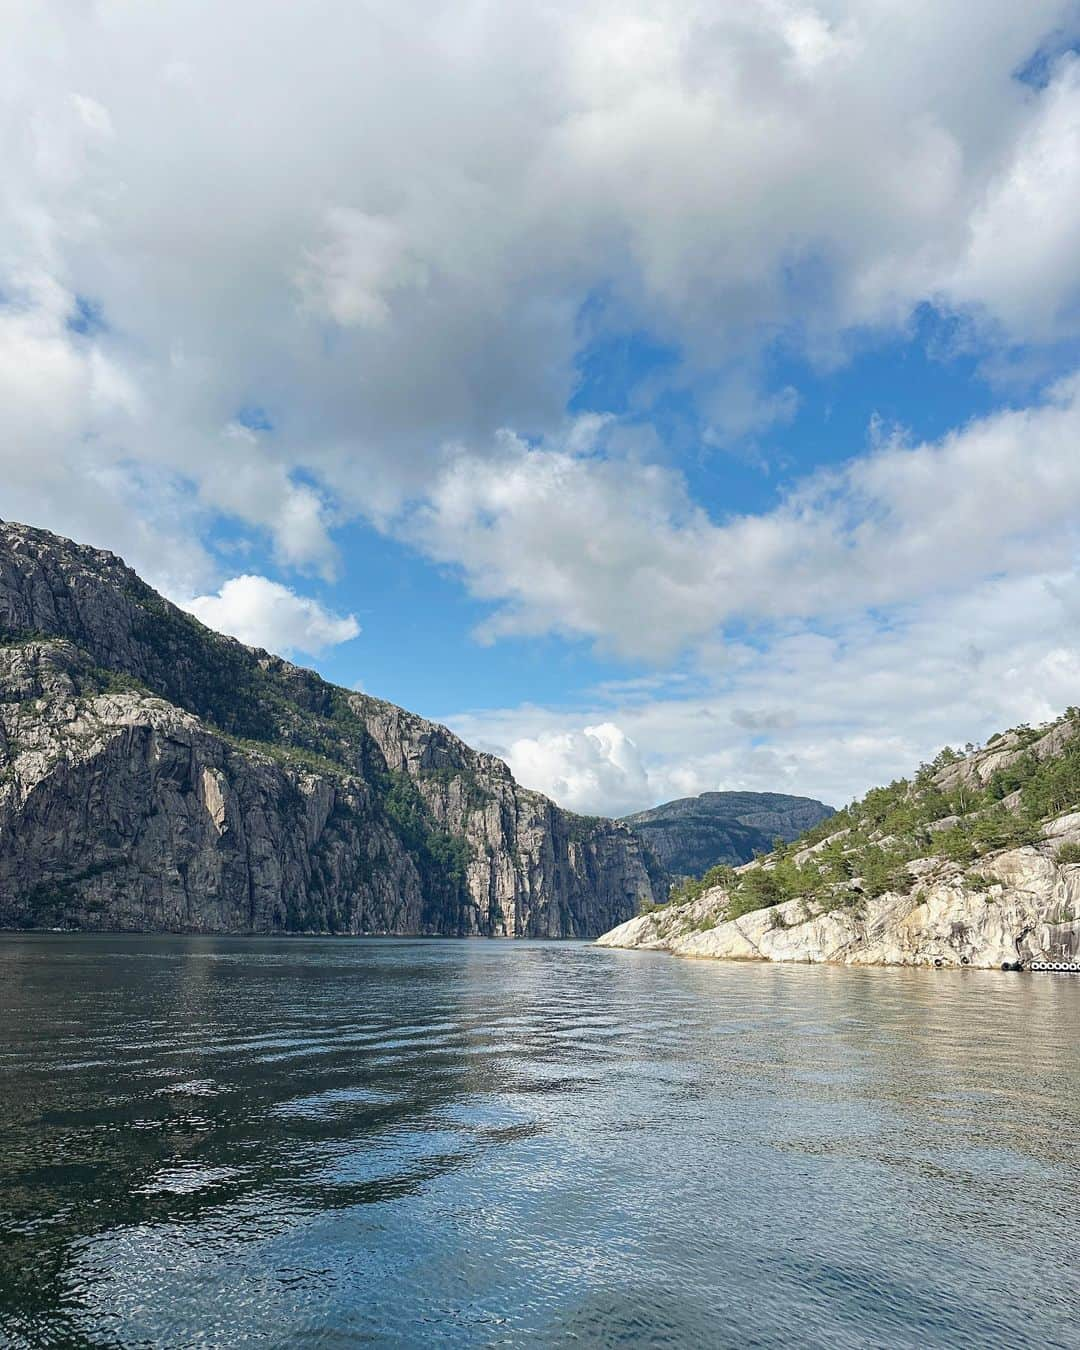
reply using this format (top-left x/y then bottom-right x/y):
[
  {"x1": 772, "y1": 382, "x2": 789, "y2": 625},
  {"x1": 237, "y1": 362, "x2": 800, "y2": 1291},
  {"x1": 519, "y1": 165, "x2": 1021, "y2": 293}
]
[{"x1": 2, "y1": 936, "x2": 1078, "y2": 1347}]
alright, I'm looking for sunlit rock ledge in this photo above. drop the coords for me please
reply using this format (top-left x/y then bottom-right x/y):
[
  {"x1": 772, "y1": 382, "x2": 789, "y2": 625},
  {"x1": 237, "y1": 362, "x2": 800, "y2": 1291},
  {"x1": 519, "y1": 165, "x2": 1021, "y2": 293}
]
[{"x1": 597, "y1": 814, "x2": 1080, "y2": 970}]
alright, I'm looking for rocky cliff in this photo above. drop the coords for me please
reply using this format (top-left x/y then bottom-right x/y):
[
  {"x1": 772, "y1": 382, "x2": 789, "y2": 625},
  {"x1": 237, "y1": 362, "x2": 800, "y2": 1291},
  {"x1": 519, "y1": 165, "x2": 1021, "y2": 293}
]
[
  {"x1": 0, "y1": 521, "x2": 664, "y2": 935},
  {"x1": 600, "y1": 718, "x2": 1080, "y2": 969},
  {"x1": 623, "y1": 790, "x2": 834, "y2": 876}
]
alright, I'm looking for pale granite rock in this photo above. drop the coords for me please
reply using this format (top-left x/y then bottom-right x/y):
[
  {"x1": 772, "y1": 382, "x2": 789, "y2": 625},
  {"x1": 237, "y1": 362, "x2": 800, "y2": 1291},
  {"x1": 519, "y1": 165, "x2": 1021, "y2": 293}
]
[
  {"x1": 599, "y1": 724, "x2": 1080, "y2": 970},
  {"x1": 598, "y1": 830, "x2": 1080, "y2": 969}
]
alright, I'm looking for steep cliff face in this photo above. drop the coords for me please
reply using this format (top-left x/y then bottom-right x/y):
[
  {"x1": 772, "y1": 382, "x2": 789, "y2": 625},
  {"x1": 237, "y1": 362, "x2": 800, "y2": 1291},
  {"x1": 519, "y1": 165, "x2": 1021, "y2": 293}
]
[
  {"x1": 600, "y1": 717, "x2": 1080, "y2": 969},
  {"x1": 623, "y1": 790, "x2": 834, "y2": 876},
  {"x1": 0, "y1": 521, "x2": 662, "y2": 935}
]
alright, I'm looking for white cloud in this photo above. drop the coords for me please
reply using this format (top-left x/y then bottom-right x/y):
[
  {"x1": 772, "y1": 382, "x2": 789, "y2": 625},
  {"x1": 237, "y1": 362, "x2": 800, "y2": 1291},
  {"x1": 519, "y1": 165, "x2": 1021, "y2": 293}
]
[
  {"x1": 452, "y1": 566, "x2": 1080, "y2": 815},
  {"x1": 297, "y1": 207, "x2": 429, "y2": 329},
  {"x1": 0, "y1": 270, "x2": 212, "y2": 595},
  {"x1": 4, "y1": 0, "x2": 1080, "y2": 810},
  {"x1": 70, "y1": 93, "x2": 114, "y2": 139},
  {"x1": 945, "y1": 55, "x2": 1080, "y2": 340},
  {"x1": 1, "y1": 0, "x2": 1079, "y2": 569},
  {"x1": 407, "y1": 376, "x2": 1080, "y2": 659},
  {"x1": 183, "y1": 575, "x2": 360, "y2": 657},
  {"x1": 506, "y1": 722, "x2": 651, "y2": 817}
]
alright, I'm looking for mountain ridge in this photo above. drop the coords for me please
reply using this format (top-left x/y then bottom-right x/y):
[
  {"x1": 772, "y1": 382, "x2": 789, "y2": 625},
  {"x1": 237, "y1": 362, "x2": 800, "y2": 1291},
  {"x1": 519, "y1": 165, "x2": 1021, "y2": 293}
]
[
  {"x1": 0, "y1": 520, "x2": 664, "y2": 936},
  {"x1": 622, "y1": 790, "x2": 834, "y2": 877}
]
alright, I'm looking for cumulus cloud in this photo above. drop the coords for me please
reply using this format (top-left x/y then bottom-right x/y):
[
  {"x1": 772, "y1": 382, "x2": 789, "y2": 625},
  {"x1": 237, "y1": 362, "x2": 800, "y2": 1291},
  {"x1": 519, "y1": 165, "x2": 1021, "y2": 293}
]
[
  {"x1": 505, "y1": 722, "x2": 652, "y2": 817},
  {"x1": 408, "y1": 376, "x2": 1080, "y2": 659},
  {"x1": 453, "y1": 565, "x2": 1080, "y2": 815},
  {"x1": 297, "y1": 208, "x2": 430, "y2": 329},
  {"x1": 183, "y1": 575, "x2": 360, "y2": 657},
  {"x1": 945, "y1": 55, "x2": 1080, "y2": 339},
  {"x1": 2, "y1": 0, "x2": 1080, "y2": 571},
  {"x1": 0, "y1": 271, "x2": 214, "y2": 595},
  {"x1": 5, "y1": 0, "x2": 1080, "y2": 807}
]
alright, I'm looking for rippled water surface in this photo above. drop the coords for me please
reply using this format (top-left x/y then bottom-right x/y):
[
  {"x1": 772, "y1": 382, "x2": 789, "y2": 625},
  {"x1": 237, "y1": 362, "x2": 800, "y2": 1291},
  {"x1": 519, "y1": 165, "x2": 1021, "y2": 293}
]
[{"x1": 2, "y1": 935, "x2": 1080, "y2": 1347}]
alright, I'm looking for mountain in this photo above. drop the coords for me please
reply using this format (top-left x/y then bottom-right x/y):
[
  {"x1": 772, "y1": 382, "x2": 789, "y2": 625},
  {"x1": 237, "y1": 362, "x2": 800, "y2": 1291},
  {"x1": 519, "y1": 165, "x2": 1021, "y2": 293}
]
[
  {"x1": 600, "y1": 715, "x2": 1080, "y2": 969},
  {"x1": 0, "y1": 521, "x2": 664, "y2": 936},
  {"x1": 623, "y1": 791, "x2": 834, "y2": 878}
]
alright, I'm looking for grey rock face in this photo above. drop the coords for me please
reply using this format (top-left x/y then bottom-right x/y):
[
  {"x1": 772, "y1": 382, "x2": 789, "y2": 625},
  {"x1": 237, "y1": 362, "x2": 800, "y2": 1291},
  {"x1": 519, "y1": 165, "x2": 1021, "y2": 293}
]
[
  {"x1": 623, "y1": 790, "x2": 834, "y2": 876},
  {"x1": 0, "y1": 521, "x2": 663, "y2": 935}
]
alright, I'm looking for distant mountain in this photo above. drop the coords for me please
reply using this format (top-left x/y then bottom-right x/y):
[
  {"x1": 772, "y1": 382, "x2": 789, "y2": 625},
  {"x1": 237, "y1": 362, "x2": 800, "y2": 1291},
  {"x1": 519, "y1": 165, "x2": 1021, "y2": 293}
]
[{"x1": 623, "y1": 791, "x2": 835, "y2": 877}]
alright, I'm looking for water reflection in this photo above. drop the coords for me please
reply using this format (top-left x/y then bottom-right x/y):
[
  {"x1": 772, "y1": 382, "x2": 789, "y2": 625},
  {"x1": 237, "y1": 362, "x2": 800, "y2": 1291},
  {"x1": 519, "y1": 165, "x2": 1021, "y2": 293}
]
[{"x1": 1, "y1": 935, "x2": 1079, "y2": 1347}]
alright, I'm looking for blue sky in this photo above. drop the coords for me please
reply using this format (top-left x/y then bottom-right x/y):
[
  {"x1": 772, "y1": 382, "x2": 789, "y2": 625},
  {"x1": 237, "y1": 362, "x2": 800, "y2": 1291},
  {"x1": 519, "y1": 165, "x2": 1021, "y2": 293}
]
[
  {"x1": 307, "y1": 308, "x2": 1065, "y2": 715},
  {"x1": 4, "y1": 1, "x2": 1080, "y2": 815}
]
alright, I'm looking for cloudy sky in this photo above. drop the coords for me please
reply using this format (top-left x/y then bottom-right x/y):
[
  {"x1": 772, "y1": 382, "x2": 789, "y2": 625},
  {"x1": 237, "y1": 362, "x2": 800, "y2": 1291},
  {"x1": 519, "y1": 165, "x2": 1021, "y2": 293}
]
[{"x1": 4, "y1": 0, "x2": 1080, "y2": 815}]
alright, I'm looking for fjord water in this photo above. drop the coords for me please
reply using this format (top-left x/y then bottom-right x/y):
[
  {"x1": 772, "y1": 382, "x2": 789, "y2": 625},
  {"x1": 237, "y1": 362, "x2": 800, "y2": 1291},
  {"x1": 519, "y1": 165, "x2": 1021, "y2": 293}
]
[{"x1": 2, "y1": 938, "x2": 1079, "y2": 1349}]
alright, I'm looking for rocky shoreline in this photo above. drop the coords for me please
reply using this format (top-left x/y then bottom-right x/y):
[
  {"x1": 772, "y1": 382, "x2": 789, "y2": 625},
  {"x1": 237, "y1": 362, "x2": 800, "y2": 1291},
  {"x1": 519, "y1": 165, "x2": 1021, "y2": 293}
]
[{"x1": 599, "y1": 724, "x2": 1080, "y2": 970}]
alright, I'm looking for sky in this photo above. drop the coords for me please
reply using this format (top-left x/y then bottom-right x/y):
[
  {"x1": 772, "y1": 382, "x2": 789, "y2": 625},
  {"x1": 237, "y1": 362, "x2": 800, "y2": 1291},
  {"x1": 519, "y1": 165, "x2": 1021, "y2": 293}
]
[{"x1": 3, "y1": 0, "x2": 1080, "y2": 817}]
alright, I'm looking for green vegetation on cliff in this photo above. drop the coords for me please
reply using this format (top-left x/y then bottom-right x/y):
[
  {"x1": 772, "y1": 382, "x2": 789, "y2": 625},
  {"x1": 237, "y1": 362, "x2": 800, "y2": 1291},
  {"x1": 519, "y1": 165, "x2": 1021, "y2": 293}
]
[
  {"x1": 0, "y1": 519, "x2": 663, "y2": 936},
  {"x1": 665, "y1": 711, "x2": 1080, "y2": 924}
]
